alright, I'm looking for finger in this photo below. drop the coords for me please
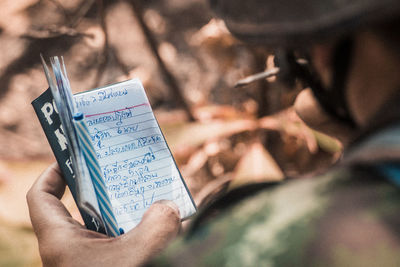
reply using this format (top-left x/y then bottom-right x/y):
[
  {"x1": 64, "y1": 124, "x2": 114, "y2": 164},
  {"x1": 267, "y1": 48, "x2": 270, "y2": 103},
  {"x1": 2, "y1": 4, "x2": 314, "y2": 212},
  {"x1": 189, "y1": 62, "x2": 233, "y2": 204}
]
[
  {"x1": 27, "y1": 163, "x2": 82, "y2": 240},
  {"x1": 120, "y1": 200, "x2": 181, "y2": 264},
  {"x1": 131, "y1": 200, "x2": 181, "y2": 243}
]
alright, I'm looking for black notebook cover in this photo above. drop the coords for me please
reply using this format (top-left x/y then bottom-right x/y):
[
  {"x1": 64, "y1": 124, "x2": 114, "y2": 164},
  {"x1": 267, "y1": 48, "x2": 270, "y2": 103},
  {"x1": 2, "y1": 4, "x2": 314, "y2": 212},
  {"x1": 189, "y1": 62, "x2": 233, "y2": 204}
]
[{"x1": 32, "y1": 88, "x2": 105, "y2": 234}]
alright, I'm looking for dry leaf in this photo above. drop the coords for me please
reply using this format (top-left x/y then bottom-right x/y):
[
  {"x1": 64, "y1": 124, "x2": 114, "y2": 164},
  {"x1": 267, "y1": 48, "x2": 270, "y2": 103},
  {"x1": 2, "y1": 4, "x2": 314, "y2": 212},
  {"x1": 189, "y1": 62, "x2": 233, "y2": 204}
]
[
  {"x1": 230, "y1": 143, "x2": 284, "y2": 189},
  {"x1": 161, "y1": 119, "x2": 257, "y2": 153},
  {"x1": 190, "y1": 18, "x2": 231, "y2": 46},
  {"x1": 194, "y1": 105, "x2": 244, "y2": 121}
]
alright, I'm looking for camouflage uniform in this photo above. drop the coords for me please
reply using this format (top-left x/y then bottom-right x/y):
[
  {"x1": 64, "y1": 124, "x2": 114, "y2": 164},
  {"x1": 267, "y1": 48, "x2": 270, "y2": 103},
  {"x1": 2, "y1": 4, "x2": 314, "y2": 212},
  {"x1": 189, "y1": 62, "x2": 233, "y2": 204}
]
[{"x1": 149, "y1": 119, "x2": 400, "y2": 266}]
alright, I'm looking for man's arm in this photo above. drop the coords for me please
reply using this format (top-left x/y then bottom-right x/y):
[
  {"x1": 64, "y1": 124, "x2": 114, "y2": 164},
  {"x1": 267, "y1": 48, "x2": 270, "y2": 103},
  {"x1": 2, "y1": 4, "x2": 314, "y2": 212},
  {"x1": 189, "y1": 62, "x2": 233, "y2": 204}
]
[{"x1": 26, "y1": 163, "x2": 181, "y2": 267}]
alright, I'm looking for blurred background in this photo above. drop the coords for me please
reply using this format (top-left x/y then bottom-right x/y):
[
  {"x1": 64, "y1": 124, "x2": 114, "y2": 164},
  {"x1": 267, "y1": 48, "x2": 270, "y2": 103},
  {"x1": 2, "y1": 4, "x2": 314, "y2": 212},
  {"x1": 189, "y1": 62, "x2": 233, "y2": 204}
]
[{"x1": 0, "y1": 0, "x2": 341, "y2": 265}]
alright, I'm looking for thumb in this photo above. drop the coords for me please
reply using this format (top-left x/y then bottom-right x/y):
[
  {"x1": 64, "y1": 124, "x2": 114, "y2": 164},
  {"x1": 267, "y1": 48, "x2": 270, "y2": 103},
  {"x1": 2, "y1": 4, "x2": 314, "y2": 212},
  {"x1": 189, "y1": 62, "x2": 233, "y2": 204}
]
[
  {"x1": 120, "y1": 200, "x2": 181, "y2": 262},
  {"x1": 139, "y1": 200, "x2": 181, "y2": 240}
]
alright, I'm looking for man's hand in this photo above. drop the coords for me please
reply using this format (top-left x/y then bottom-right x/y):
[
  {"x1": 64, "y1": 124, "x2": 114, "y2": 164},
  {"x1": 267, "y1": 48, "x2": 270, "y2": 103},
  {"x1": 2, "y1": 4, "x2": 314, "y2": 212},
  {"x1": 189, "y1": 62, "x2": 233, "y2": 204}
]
[
  {"x1": 27, "y1": 163, "x2": 181, "y2": 267},
  {"x1": 294, "y1": 88, "x2": 358, "y2": 146}
]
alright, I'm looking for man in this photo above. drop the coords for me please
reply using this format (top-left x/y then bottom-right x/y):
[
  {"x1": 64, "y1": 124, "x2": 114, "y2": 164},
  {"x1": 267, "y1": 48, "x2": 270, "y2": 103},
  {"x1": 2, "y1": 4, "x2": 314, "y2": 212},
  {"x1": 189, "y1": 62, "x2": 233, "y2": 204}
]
[{"x1": 27, "y1": 0, "x2": 400, "y2": 266}]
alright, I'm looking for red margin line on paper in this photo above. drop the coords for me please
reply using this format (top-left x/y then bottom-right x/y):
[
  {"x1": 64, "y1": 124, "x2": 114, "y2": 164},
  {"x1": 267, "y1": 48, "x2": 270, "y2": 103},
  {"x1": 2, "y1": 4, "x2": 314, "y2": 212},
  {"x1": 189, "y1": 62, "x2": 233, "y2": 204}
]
[{"x1": 85, "y1": 103, "x2": 150, "y2": 117}]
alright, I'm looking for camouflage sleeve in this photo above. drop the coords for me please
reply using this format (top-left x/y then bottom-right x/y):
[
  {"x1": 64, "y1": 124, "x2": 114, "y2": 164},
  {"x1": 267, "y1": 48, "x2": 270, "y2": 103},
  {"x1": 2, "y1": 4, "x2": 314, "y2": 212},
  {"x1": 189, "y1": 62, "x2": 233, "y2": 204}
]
[{"x1": 148, "y1": 167, "x2": 400, "y2": 267}]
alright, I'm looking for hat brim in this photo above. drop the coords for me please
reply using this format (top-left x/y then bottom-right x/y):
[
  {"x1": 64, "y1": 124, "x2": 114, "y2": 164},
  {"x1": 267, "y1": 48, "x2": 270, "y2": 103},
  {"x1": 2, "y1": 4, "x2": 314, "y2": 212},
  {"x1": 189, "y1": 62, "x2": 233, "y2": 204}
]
[{"x1": 212, "y1": 0, "x2": 400, "y2": 46}]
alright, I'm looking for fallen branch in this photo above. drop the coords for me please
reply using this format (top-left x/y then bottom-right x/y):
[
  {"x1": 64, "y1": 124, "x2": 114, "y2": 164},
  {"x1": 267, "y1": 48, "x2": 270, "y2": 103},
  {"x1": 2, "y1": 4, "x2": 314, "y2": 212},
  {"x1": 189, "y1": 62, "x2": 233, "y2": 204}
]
[{"x1": 22, "y1": 25, "x2": 93, "y2": 39}]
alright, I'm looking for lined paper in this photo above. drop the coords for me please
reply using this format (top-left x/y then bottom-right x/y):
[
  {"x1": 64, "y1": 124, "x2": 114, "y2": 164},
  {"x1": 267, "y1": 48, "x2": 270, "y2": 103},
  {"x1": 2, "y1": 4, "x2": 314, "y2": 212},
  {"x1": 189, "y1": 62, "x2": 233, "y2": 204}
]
[{"x1": 74, "y1": 79, "x2": 196, "y2": 232}]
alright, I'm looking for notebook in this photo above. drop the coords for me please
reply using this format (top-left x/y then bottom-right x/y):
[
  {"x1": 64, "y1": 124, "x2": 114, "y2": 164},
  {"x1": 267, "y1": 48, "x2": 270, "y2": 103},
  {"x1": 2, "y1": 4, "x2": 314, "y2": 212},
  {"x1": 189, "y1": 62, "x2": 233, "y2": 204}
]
[{"x1": 32, "y1": 56, "x2": 196, "y2": 236}]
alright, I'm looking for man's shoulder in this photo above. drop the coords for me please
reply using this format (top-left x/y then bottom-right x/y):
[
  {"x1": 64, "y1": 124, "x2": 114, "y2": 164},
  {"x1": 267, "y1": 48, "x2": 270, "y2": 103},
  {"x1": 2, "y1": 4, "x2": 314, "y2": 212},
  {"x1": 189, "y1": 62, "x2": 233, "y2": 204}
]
[{"x1": 152, "y1": 166, "x2": 400, "y2": 266}]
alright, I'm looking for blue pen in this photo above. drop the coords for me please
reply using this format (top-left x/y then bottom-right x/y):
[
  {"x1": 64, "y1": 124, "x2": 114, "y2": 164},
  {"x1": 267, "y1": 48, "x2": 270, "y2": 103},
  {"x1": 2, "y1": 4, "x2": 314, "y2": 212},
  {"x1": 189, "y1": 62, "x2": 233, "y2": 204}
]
[{"x1": 73, "y1": 112, "x2": 120, "y2": 237}]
